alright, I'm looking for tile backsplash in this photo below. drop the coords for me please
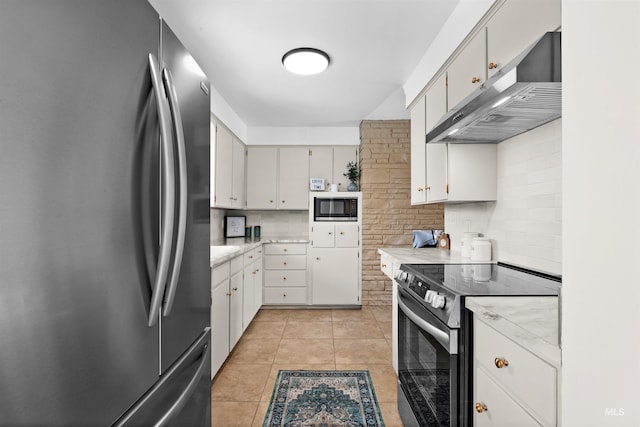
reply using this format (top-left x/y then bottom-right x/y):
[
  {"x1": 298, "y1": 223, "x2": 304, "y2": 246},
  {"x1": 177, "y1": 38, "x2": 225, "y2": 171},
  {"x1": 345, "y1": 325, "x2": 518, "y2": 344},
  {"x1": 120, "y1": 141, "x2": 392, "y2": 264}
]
[
  {"x1": 445, "y1": 119, "x2": 562, "y2": 274},
  {"x1": 210, "y1": 208, "x2": 309, "y2": 243}
]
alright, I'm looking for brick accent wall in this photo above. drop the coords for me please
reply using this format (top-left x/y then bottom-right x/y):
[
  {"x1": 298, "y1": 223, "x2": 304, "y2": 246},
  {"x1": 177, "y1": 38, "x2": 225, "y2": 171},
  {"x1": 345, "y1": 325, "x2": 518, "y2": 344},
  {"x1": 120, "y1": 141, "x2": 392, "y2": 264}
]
[{"x1": 359, "y1": 120, "x2": 444, "y2": 306}]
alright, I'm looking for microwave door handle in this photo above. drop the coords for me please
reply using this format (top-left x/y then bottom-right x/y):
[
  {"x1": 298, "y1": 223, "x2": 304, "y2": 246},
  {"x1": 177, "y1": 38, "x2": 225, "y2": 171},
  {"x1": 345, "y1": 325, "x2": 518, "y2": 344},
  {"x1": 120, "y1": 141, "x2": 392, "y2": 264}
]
[
  {"x1": 147, "y1": 53, "x2": 175, "y2": 328},
  {"x1": 160, "y1": 68, "x2": 187, "y2": 317},
  {"x1": 397, "y1": 292, "x2": 452, "y2": 352}
]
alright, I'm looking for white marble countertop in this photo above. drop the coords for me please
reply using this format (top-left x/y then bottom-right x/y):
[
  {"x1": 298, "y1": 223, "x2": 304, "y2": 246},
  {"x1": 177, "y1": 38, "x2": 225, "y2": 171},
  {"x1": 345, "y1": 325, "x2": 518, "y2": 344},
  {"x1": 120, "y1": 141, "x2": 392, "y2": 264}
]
[
  {"x1": 211, "y1": 237, "x2": 309, "y2": 267},
  {"x1": 465, "y1": 297, "x2": 561, "y2": 368},
  {"x1": 377, "y1": 247, "x2": 495, "y2": 265}
]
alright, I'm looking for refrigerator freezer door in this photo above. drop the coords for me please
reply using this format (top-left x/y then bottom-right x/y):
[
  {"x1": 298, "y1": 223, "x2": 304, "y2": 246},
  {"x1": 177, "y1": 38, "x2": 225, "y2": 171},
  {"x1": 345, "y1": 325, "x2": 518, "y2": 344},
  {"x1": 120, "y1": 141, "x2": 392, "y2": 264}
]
[
  {"x1": 0, "y1": 0, "x2": 161, "y2": 425},
  {"x1": 112, "y1": 328, "x2": 211, "y2": 427},
  {"x1": 158, "y1": 20, "x2": 212, "y2": 373}
]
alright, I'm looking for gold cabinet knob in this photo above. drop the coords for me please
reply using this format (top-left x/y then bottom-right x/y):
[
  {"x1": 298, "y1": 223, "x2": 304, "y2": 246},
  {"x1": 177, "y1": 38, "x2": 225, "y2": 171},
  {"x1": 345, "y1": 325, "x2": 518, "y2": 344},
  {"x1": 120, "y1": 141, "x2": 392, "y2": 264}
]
[
  {"x1": 425, "y1": 185, "x2": 431, "y2": 190},
  {"x1": 494, "y1": 357, "x2": 509, "y2": 369},
  {"x1": 417, "y1": 186, "x2": 424, "y2": 192},
  {"x1": 381, "y1": 263, "x2": 387, "y2": 268},
  {"x1": 283, "y1": 248, "x2": 288, "y2": 252},
  {"x1": 475, "y1": 403, "x2": 488, "y2": 413},
  {"x1": 488, "y1": 61, "x2": 498, "y2": 69},
  {"x1": 283, "y1": 276, "x2": 287, "y2": 281},
  {"x1": 283, "y1": 262, "x2": 287, "y2": 266},
  {"x1": 471, "y1": 76, "x2": 481, "y2": 84},
  {"x1": 328, "y1": 232, "x2": 333, "y2": 235},
  {"x1": 281, "y1": 200, "x2": 285, "y2": 204},
  {"x1": 316, "y1": 257, "x2": 320, "y2": 261},
  {"x1": 226, "y1": 292, "x2": 232, "y2": 297},
  {"x1": 283, "y1": 293, "x2": 287, "y2": 298},
  {"x1": 340, "y1": 231, "x2": 344, "y2": 235},
  {"x1": 232, "y1": 287, "x2": 238, "y2": 292}
]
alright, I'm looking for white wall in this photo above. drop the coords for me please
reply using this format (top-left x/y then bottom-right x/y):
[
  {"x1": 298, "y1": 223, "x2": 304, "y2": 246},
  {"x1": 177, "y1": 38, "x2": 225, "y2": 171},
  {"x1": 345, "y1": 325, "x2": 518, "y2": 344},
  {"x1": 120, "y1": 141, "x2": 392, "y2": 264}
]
[
  {"x1": 562, "y1": 1, "x2": 640, "y2": 426},
  {"x1": 444, "y1": 119, "x2": 562, "y2": 274}
]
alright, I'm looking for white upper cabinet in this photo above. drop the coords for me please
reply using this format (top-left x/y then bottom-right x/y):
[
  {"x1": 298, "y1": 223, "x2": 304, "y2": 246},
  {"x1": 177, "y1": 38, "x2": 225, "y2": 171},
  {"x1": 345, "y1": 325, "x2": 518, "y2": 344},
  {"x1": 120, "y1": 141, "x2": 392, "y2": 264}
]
[
  {"x1": 246, "y1": 146, "x2": 278, "y2": 209},
  {"x1": 246, "y1": 146, "x2": 310, "y2": 209},
  {"x1": 425, "y1": 73, "x2": 447, "y2": 134},
  {"x1": 447, "y1": 28, "x2": 486, "y2": 112},
  {"x1": 410, "y1": 96, "x2": 427, "y2": 205},
  {"x1": 425, "y1": 143, "x2": 448, "y2": 202},
  {"x1": 212, "y1": 123, "x2": 245, "y2": 209},
  {"x1": 309, "y1": 146, "x2": 358, "y2": 192},
  {"x1": 487, "y1": 0, "x2": 561, "y2": 78},
  {"x1": 278, "y1": 147, "x2": 310, "y2": 209}
]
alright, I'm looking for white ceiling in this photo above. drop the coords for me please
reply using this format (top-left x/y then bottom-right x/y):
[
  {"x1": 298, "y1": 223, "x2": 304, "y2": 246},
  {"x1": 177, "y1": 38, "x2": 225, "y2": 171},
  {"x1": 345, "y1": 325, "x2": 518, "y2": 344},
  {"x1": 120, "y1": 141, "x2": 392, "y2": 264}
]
[{"x1": 148, "y1": 0, "x2": 460, "y2": 127}]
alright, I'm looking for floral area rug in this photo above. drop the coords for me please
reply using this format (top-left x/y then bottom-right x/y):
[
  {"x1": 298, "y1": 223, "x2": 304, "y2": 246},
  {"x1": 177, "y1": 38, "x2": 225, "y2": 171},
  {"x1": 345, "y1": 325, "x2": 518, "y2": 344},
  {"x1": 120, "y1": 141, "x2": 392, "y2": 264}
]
[{"x1": 263, "y1": 370, "x2": 385, "y2": 427}]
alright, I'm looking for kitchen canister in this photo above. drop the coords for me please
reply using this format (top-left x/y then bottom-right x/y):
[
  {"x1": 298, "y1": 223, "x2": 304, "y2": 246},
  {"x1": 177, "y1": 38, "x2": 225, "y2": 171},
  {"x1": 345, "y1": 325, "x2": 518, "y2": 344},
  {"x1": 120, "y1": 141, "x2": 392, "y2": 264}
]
[
  {"x1": 460, "y1": 232, "x2": 479, "y2": 258},
  {"x1": 471, "y1": 238, "x2": 492, "y2": 262}
]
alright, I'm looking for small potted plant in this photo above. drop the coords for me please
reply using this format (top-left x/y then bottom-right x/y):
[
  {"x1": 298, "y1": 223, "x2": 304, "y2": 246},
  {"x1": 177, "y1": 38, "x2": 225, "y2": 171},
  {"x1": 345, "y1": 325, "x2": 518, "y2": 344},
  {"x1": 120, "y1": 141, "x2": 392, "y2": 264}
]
[{"x1": 344, "y1": 161, "x2": 360, "y2": 191}]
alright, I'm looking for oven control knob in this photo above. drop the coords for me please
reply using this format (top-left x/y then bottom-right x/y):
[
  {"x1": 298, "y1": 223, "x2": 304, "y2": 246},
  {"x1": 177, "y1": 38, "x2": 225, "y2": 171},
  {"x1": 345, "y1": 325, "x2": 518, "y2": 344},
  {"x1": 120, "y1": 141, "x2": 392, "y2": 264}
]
[
  {"x1": 431, "y1": 295, "x2": 446, "y2": 309},
  {"x1": 425, "y1": 290, "x2": 436, "y2": 303},
  {"x1": 395, "y1": 271, "x2": 407, "y2": 282}
]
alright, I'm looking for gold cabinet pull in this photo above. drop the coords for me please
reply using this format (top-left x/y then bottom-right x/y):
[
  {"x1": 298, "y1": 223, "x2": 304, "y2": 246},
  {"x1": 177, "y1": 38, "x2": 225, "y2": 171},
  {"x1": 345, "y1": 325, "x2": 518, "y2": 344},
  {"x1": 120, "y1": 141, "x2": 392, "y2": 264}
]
[
  {"x1": 232, "y1": 287, "x2": 238, "y2": 292},
  {"x1": 381, "y1": 263, "x2": 387, "y2": 268},
  {"x1": 475, "y1": 403, "x2": 488, "y2": 413},
  {"x1": 425, "y1": 185, "x2": 431, "y2": 191},
  {"x1": 471, "y1": 76, "x2": 481, "y2": 84},
  {"x1": 417, "y1": 186, "x2": 423, "y2": 192},
  {"x1": 488, "y1": 61, "x2": 498, "y2": 69},
  {"x1": 494, "y1": 357, "x2": 509, "y2": 369},
  {"x1": 226, "y1": 292, "x2": 232, "y2": 297}
]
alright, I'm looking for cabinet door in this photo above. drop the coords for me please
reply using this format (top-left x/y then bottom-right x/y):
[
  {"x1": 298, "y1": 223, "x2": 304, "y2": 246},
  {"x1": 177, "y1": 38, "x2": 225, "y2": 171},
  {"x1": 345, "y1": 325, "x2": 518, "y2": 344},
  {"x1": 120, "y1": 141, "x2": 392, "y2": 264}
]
[
  {"x1": 242, "y1": 263, "x2": 254, "y2": 330},
  {"x1": 229, "y1": 271, "x2": 243, "y2": 350},
  {"x1": 425, "y1": 143, "x2": 448, "y2": 202},
  {"x1": 311, "y1": 223, "x2": 335, "y2": 248},
  {"x1": 447, "y1": 144, "x2": 497, "y2": 202},
  {"x1": 231, "y1": 137, "x2": 245, "y2": 208},
  {"x1": 246, "y1": 146, "x2": 277, "y2": 209},
  {"x1": 336, "y1": 223, "x2": 359, "y2": 248},
  {"x1": 487, "y1": 0, "x2": 561, "y2": 78},
  {"x1": 311, "y1": 248, "x2": 359, "y2": 305},
  {"x1": 309, "y1": 147, "x2": 333, "y2": 187},
  {"x1": 410, "y1": 95, "x2": 427, "y2": 204},
  {"x1": 474, "y1": 368, "x2": 540, "y2": 427},
  {"x1": 447, "y1": 29, "x2": 486, "y2": 111},
  {"x1": 252, "y1": 258, "x2": 263, "y2": 316},
  {"x1": 426, "y1": 73, "x2": 447, "y2": 134},
  {"x1": 210, "y1": 279, "x2": 230, "y2": 377},
  {"x1": 213, "y1": 125, "x2": 233, "y2": 208},
  {"x1": 278, "y1": 147, "x2": 310, "y2": 209},
  {"x1": 333, "y1": 147, "x2": 358, "y2": 191}
]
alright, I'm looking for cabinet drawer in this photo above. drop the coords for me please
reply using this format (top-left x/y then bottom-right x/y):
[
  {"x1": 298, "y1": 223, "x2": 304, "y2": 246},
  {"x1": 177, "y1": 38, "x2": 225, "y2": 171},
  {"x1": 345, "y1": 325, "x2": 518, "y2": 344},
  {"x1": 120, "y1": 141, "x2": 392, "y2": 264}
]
[
  {"x1": 264, "y1": 255, "x2": 306, "y2": 270},
  {"x1": 211, "y1": 261, "x2": 229, "y2": 286},
  {"x1": 475, "y1": 320, "x2": 556, "y2": 426},
  {"x1": 243, "y1": 248, "x2": 261, "y2": 265},
  {"x1": 263, "y1": 287, "x2": 307, "y2": 304},
  {"x1": 264, "y1": 243, "x2": 307, "y2": 255},
  {"x1": 264, "y1": 270, "x2": 307, "y2": 288},
  {"x1": 230, "y1": 255, "x2": 244, "y2": 275},
  {"x1": 474, "y1": 368, "x2": 540, "y2": 427}
]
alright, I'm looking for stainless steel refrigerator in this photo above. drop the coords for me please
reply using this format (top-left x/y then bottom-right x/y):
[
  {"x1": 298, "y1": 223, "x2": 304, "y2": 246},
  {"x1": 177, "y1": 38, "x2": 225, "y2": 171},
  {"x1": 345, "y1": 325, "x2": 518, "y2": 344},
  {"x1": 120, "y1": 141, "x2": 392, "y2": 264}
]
[{"x1": 0, "y1": 1, "x2": 211, "y2": 425}]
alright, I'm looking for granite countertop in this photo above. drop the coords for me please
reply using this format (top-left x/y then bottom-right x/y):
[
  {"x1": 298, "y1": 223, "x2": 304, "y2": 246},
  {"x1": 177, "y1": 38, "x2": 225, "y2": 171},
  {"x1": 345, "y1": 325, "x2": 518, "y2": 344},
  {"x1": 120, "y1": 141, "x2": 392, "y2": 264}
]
[
  {"x1": 211, "y1": 237, "x2": 309, "y2": 267},
  {"x1": 465, "y1": 297, "x2": 561, "y2": 368},
  {"x1": 377, "y1": 247, "x2": 495, "y2": 265}
]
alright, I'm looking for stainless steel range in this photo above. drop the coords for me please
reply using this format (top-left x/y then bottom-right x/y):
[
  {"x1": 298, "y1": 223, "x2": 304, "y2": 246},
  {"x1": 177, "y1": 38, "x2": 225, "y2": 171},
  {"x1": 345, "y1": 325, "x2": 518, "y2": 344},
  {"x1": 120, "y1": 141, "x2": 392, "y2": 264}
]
[{"x1": 394, "y1": 263, "x2": 561, "y2": 426}]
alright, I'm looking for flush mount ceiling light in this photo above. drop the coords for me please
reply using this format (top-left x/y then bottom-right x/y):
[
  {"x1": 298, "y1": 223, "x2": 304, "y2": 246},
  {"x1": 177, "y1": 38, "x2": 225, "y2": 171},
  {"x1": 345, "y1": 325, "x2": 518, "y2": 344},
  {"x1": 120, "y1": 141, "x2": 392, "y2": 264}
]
[{"x1": 282, "y1": 48, "x2": 330, "y2": 75}]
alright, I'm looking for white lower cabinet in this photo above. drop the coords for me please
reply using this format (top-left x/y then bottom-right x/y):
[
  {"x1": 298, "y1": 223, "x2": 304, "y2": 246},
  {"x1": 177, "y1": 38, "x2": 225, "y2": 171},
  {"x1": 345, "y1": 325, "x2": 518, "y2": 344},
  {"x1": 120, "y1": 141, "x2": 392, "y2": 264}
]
[
  {"x1": 474, "y1": 318, "x2": 557, "y2": 426},
  {"x1": 228, "y1": 256, "x2": 244, "y2": 351},
  {"x1": 210, "y1": 262, "x2": 230, "y2": 378},
  {"x1": 311, "y1": 248, "x2": 359, "y2": 305},
  {"x1": 263, "y1": 243, "x2": 308, "y2": 305},
  {"x1": 379, "y1": 253, "x2": 399, "y2": 374},
  {"x1": 242, "y1": 248, "x2": 262, "y2": 329}
]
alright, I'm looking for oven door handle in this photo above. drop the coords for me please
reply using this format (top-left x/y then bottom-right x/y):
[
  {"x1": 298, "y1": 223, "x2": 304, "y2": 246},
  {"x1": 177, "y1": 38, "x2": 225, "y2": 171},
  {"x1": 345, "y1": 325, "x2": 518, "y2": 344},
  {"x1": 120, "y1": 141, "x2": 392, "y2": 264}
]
[{"x1": 398, "y1": 291, "x2": 455, "y2": 353}]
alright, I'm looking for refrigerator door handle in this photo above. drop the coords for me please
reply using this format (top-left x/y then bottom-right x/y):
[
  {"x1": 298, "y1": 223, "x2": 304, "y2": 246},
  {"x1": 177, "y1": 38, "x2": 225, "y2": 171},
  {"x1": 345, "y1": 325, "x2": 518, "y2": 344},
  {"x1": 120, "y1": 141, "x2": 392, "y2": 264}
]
[
  {"x1": 111, "y1": 328, "x2": 211, "y2": 427},
  {"x1": 147, "y1": 53, "x2": 176, "y2": 327},
  {"x1": 161, "y1": 67, "x2": 188, "y2": 317}
]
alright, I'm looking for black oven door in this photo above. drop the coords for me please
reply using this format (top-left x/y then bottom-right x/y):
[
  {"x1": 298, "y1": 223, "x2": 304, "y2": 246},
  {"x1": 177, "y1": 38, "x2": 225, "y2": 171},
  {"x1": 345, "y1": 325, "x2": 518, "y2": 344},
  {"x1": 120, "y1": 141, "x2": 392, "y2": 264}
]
[{"x1": 397, "y1": 287, "x2": 459, "y2": 427}]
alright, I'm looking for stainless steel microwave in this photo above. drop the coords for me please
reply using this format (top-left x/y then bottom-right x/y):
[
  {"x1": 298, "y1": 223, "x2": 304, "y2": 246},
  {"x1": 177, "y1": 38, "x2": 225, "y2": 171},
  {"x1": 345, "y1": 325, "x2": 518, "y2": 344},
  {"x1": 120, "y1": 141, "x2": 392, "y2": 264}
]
[{"x1": 313, "y1": 197, "x2": 358, "y2": 222}]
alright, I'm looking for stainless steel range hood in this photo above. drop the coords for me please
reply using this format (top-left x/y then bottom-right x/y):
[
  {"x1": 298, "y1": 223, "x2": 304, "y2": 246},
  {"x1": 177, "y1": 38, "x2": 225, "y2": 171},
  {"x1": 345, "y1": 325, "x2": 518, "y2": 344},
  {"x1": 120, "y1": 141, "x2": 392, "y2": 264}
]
[{"x1": 427, "y1": 32, "x2": 561, "y2": 144}]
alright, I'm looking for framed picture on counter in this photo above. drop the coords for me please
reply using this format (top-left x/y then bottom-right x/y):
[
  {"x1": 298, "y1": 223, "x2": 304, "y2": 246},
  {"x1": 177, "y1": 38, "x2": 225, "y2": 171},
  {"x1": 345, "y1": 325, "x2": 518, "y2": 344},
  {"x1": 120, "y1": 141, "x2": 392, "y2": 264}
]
[{"x1": 224, "y1": 216, "x2": 246, "y2": 238}]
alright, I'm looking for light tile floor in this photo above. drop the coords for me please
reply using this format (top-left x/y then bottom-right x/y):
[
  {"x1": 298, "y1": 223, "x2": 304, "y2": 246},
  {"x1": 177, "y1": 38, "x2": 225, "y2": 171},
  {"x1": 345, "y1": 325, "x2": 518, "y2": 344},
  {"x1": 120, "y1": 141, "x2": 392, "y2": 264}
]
[{"x1": 211, "y1": 307, "x2": 403, "y2": 426}]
